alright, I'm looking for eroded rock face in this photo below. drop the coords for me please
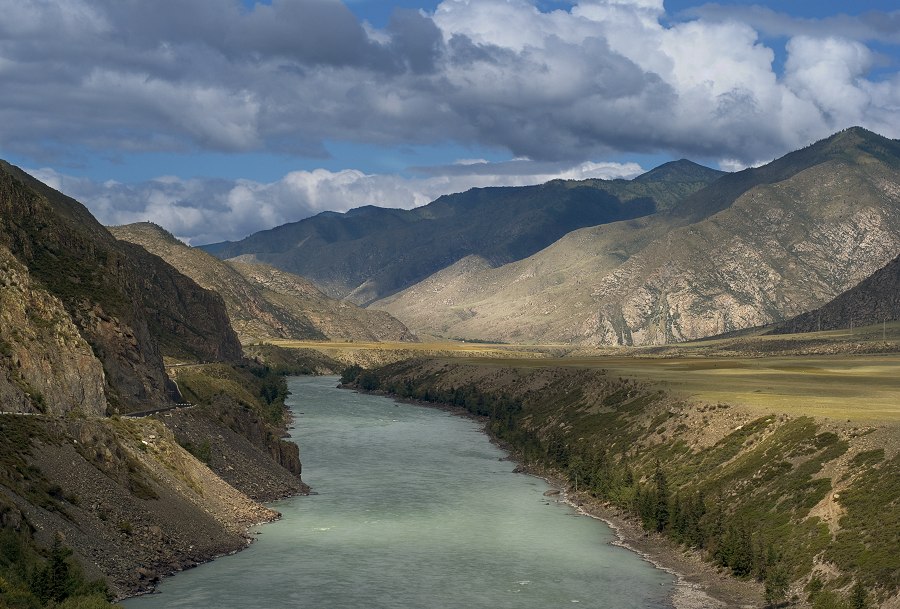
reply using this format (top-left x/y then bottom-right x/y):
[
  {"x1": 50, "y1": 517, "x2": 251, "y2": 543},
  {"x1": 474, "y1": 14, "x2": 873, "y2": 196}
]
[
  {"x1": 585, "y1": 166, "x2": 900, "y2": 345},
  {"x1": 0, "y1": 247, "x2": 107, "y2": 415},
  {"x1": 0, "y1": 161, "x2": 241, "y2": 412}
]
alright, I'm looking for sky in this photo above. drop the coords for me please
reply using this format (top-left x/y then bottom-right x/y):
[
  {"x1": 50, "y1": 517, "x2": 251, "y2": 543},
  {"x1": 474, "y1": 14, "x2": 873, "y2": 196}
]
[{"x1": 2, "y1": 0, "x2": 900, "y2": 244}]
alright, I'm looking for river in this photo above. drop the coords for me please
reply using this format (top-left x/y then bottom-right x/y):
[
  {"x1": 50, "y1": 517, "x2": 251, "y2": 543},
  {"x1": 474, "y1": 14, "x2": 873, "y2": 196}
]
[{"x1": 124, "y1": 375, "x2": 675, "y2": 608}]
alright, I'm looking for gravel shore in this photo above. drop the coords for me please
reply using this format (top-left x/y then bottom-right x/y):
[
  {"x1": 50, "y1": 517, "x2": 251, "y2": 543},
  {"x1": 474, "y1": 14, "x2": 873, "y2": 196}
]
[{"x1": 529, "y1": 466, "x2": 764, "y2": 609}]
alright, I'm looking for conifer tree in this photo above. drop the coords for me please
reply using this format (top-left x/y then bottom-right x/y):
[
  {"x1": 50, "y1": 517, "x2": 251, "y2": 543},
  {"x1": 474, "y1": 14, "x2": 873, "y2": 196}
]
[{"x1": 654, "y1": 461, "x2": 669, "y2": 532}]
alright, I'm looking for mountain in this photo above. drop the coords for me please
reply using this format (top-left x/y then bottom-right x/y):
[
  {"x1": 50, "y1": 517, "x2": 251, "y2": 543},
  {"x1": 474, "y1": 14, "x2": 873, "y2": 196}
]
[
  {"x1": 0, "y1": 160, "x2": 304, "y2": 602},
  {"x1": 0, "y1": 161, "x2": 241, "y2": 414},
  {"x1": 376, "y1": 128, "x2": 900, "y2": 345},
  {"x1": 771, "y1": 252, "x2": 900, "y2": 335},
  {"x1": 110, "y1": 222, "x2": 415, "y2": 343},
  {"x1": 200, "y1": 160, "x2": 724, "y2": 304}
]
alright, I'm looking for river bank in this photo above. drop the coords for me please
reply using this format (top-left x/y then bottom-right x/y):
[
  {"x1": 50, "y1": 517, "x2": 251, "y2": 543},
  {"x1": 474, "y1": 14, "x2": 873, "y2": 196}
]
[
  {"x1": 345, "y1": 384, "x2": 764, "y2": 609},
  {"x1": 524, "y1": 464, "x2": 764, "y2": 609}
]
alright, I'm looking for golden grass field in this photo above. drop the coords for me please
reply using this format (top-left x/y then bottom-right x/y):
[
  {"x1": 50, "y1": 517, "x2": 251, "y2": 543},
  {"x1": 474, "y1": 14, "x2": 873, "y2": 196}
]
[{"x1": 267, "y1": 323, "x2": 900, "y2": 423}]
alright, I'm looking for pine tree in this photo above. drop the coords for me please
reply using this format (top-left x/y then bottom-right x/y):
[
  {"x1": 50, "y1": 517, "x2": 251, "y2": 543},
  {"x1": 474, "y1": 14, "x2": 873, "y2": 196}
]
[
  {"x1": 849, "y1": 581, "x2": 869, "y2": 609},
  {"x1": 31, "y1": 534, "x2": 73, "y2": 604},
  {"x1": 764, "y1": 561, "x2": 789, "y2": 607},
  {"x1": 654, "y1": 461, "x2": 669, "y2": 532}
]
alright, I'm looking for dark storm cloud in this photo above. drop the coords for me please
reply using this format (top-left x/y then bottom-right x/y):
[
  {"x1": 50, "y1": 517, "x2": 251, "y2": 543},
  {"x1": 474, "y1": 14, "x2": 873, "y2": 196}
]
[{"x1": 2, "y1": 0, "x2": 900, "y2": 171}]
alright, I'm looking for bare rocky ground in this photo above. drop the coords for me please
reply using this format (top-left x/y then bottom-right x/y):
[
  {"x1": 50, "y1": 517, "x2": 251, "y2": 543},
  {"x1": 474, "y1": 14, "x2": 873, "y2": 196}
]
[{"x1": 5, "y1": 413, "x2": 302, "y2": 600}]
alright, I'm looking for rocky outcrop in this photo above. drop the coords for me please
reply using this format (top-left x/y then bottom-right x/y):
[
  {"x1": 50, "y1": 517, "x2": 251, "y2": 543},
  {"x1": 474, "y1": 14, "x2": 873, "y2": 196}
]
[
  {"x1": 0, "y1": 246, "x2": 107, "y2": 415},
  {"x1": 0, "y1": 161, "x2": 240, "y2": 412}
]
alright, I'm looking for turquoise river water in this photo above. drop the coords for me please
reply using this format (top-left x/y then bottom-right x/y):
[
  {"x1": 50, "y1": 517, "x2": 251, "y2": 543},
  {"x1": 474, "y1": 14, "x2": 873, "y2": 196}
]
[{"x1": 124, "y1": 375, "x2": 675, "y2": 608}]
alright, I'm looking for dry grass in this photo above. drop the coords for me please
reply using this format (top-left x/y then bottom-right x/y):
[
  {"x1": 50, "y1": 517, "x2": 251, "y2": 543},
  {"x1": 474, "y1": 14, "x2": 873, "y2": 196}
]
[
  {"x1": 268, "y1": 323, "x2": 900, "y2": 423},
  {"x1": 264, "y1": 338, "x2": 546, "y2": 359},
  {"x1": 430, "y1": 353, "x2": 899, "y2": 422}
]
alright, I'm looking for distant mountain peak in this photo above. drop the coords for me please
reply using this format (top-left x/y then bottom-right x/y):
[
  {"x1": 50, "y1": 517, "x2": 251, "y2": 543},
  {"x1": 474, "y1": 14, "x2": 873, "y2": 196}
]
[
  {"x1": 803, "y1": 125, "x2": 900, "y2": 161},
  {"x1": 634, "y1": 159, "x2": 725, "y2": 184}
]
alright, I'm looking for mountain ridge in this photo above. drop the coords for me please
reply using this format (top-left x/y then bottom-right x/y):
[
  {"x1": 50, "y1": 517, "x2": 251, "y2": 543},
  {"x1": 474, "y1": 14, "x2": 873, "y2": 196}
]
[
  {"x1": 200, "y1": 160, "x2": 725, "y2": 304},
  {"x1": 376, "y1": 127, "x2": 900, "y2": 345},
  {"x1": 110, "y1": 222, "x2": 416, "y2": 343}
]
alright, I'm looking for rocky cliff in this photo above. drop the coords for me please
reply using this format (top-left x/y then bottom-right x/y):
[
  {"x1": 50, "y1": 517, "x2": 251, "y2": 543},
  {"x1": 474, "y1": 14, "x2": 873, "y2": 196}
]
[
  {"x1": 0, "y1": 246, "x2": 106, "y2": 415},
  {"x1": 0, "y1": 161, "x2": 241, "y2": 413},
  {"x1": 0, "y1": 160, "x2": 303, "y2": 607}
]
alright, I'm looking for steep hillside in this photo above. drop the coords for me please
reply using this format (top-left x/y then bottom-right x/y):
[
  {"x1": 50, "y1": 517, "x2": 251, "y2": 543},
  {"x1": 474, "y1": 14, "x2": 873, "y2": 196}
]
[
  {"x1": 0, "y1": 161, "x2": 304, "y2": 607},
  {"x1": 0, "y1": 161, "x2": 241, "y2": 413},
  {"x1": 201, "y1": 160, "x2": 723, "y2": 304},
  {"x1": 378, "y1": 128, "x2": 900, "y2": 345},
  {"x1": 0, "y1": 246, "x2": 107, "y2": 416},
  {"x1": 772, "y1": 253, "x2": 900, "y2": 335},
  {"x1": 110, "y1": 222, "x2": 415, "y2": 343}
]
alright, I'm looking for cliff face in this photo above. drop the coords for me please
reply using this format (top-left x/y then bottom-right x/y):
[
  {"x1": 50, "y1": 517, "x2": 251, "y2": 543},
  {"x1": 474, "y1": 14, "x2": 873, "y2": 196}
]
[
  {"x1": 0, "y1": 161, "x2": 304, "y2": 605},
  {"x1": 0, "y1": 246, "x2": 107, "y2": 415},
  {"x1": 0, "y1": 161, "x2": 240, "y2": 413}
]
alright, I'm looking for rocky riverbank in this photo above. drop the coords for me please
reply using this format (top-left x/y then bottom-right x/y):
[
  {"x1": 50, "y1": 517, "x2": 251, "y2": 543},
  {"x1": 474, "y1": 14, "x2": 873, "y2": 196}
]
[{"x1": 524, "y1": 464, "x2": 764, "y2": 609}]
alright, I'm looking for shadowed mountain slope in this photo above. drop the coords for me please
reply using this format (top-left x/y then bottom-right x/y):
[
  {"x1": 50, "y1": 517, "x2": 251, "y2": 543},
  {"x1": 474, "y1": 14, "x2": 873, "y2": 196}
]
[
  {"x1": 771, "y1": 253, "x2": 900, "y2": 335},
  {"x1": 201, "y1": 160, "x2": 724, "y2": 304},
  {"x1": 377, "y1": 128, "x2": 900, "y2": 345},
  {"x1": 110, "y1": 222, "x2": 415, "y2": 343}
]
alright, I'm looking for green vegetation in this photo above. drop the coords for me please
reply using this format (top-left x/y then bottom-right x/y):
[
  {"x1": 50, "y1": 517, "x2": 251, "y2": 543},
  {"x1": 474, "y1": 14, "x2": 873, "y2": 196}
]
[
  {"x1": 353, "y1": 360, "x2": 893, "y2": 605},
  {"x1": 0, "y1": 417, "x2": 76, "y2": 514},
  {"x1": 0, "y1": 526, "x2": 114, "y2": 609},
  {"x1": 173, "y1": 362, "x2": 290, "y2": 426},
  {"x1": 244, "y1": 344, "x2": 342, "y2": 375},
  {"x1": 178, "y1": 439, "x2": 213, "y2": 465}
]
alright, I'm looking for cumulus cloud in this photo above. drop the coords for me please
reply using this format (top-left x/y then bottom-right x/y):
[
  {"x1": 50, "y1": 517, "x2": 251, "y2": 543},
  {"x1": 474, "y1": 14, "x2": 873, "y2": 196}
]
[
  {"x1": 27, "y1": 160, "x2": 643, "y2": 244},
  {"x1": 686, "y1": 4, "x2": 900, "y2": 45},
  {"x1": 1, "y1": 0, "x2": 899, "y2": 171}
]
